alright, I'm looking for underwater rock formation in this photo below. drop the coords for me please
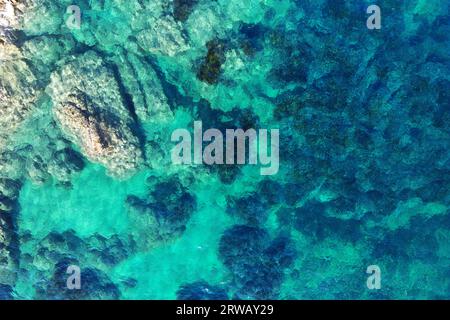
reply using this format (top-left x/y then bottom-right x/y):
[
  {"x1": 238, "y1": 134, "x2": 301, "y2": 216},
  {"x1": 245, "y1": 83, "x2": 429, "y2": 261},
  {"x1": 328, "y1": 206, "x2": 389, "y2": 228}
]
[
  {"x1": 53, "y1": 91, "x2": 142, "y2": 178},
  {"x1": 48, "y1": 51, "x2": 144, "y2": 178},
  {"x1": 226, "y1": 192, "x2": 271, "y2": 225},
  {"x1": 0, "y1": 41, "x2": 39, "y2": 152},
  {"x1": 30, "y1": 230, "x2": 134, "y2": 271},
  {"x1": 177, "y1": 280, "x2": 228, "y2": 300},
  {"x1": 197, "y1": 39, "x2": 228, "y2": 84},
  {"x1": 219, "y1": 225, "x2": 296, "y2": 299},
  {"x1": 46, "y1": 147, "x2": 85, "y2": 184},
  {"x1": 126, "y1": 176, "x2": 197, "y2": 251},
  {"x1": 0, "y1": 21, "x2": 24, "y2": 286},
  {"x1": 0, "y1": 284, "x2": 12, "y2": 299},
  {"x1": 21, "y1": 229, "x2": 134, "y2": 299},
  {"x1": 0, "y1": 178, "x2": 20, "y2": 292},
  {"x1": 112, "y1": 50, "x2": 172, "y2": 122},
  {"x1": 0, "y1": 0, "x2": 23, "y2": 31},
  {"x1": 173, "y1": 0, "x2": 199, "y2": 23},
  {"x1": 193, "y1": 101, "x2": 261, "y2": 183},
  {"x1": 35, "y1": 262, "x2": 121, "y2": 300},
  {"x1": 21, "y1": 35, "x2": 76, "y2": 79},
  {"x1": 0, "y1": 179, "x2": 20, "y2": 201},
  {"x1": 0, "y1": 212, "x2": 18, "y2": 288},
  {"x1": 136, "y1": 14, "x2": 189, "y2": 57}
]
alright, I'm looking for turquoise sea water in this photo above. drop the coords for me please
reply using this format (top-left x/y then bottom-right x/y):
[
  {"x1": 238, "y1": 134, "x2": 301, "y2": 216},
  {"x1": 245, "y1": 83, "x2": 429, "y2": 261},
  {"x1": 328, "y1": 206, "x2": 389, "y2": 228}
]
[
  {"x1": 1, "y1": 0, "x2": 450, "y2": 300},
  {"x1": 18, "y1": 163, "x2": 234, "y2": 299}
]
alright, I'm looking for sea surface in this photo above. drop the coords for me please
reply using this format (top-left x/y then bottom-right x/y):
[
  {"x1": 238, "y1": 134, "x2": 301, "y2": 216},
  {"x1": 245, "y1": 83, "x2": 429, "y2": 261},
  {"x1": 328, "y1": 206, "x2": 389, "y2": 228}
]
[{"x1": 0, "y1": 0, "x2": 449, "y2": 299}]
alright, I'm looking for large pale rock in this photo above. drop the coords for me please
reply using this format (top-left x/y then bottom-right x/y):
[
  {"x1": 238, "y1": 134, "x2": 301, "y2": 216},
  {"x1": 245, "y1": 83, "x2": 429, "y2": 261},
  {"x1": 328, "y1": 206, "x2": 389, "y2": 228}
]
[
  {"x1": 0, "y1": 1, "x2": 41, "y2": 156},
  {"x1": 54, "y1": 91, "x2": 142, "y2": 178},
  {"x1": 48, "y1": 51, "x2": 143, "y2": 178},
  {"x1": 0, "y1": 0, "x2": 24, "y2": 31}
]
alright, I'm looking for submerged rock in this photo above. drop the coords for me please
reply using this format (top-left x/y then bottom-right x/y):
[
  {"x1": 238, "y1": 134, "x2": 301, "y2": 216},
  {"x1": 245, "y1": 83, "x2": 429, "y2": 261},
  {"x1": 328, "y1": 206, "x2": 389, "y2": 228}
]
[
  {"x1": 173, "y1": 0, "x2": 199, "y2": 22},
  {"x1": 0, "y1": 42, "x2": 39, "y2": 152},
  {"x1": 136, "y1": 14, "x2": 189, "y2": 57},
  {"x1": 35, "y1": 262, "x2": 121, "y2": 300},
  {"x1": 15, "y1": 0, "x2": 65, "y2": 35},
  {"x1": 46, "y1": 147, "x2": 85, "y2": 184},
  {"x1": 0, "y1": 204, "x2": 19, "y2": 288},
  {"x1": 21, "y1": 35, "x2": 76, "y2": 79},
  {"x1": 197, "y1": 39, "x2": 228, "y2": 84},
  {"x1": 54, "y1": 91, "x2": 142, "y2": 178},
  {"x1": 31, "y1": 230, "x2": 134, "y2": 272},
  {"x1": 126, "y1": 177, "x2": 197, "y2": 250},
  {"x1": 0, "y1": 151, "x2": 23, "y2": 181},
  {"x1": 24, "y1": 229, "x2": 135, "y2": 299},
  {"x1": 0, "y1": 284, "x2": 12, "y2": 300},
  {"x1": 0, "y1": 0, "x2": 23, "y2": 32},
  {"x1": 0, "y1": 179, "x2": 21, "y2": 200},
  {"x1": 48, "y1": 51, "x2": 144, "y2": 178},
  {"x1": 177, "y1": 281, "x2": 228, "y2": 300},
  {"x1": 0, "y1": 3, "x2": 27, "y2": 287},
  {"x1": 219, "y1": 225, "x2": 296, "y2": 299},
  {"x1": 112, "y1": 51, "x2": 172, "y2": 122}
]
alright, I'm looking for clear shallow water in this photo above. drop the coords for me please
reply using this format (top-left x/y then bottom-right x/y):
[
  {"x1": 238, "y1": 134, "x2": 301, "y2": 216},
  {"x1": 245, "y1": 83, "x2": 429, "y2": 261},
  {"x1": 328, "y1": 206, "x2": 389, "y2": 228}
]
[
  {"x1": 1, "y1": 0, "x2": 450, "y2": 300},
  {"x1": 17, "y1": 162, "x2": 234, "y2": 299}
]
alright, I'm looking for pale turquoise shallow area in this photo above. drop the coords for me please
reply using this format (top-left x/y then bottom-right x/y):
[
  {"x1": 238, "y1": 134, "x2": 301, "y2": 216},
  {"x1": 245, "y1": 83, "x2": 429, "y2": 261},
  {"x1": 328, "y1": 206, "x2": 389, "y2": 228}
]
[{"x1": 19, "y1": 164, "x2": 138, "y2": 238}]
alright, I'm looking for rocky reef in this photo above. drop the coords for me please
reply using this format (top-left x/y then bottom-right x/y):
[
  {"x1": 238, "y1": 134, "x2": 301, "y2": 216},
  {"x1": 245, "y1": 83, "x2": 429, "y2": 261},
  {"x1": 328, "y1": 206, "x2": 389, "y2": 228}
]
[
  {"x1": 0, "y1": 36, "x2": 39, "y2": 153},
  {"x1": 126, "y1": 176, "x2": 197, "y2": 251},
  {"x1": 219, "y1": 225, "x2": 295, "y2": 299},
  {"x1": 48, "y1": 51, "x2": 144, "y2": 178},
  {"x1": 176, "y1": 280, "x2": 228, "y2": 300},
  {"x1": 21, "y1": 229, "x2": 133, "y2": 299},
  {"x1": 0, "y1": 178, "x2": 20, "y2": 291}
]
